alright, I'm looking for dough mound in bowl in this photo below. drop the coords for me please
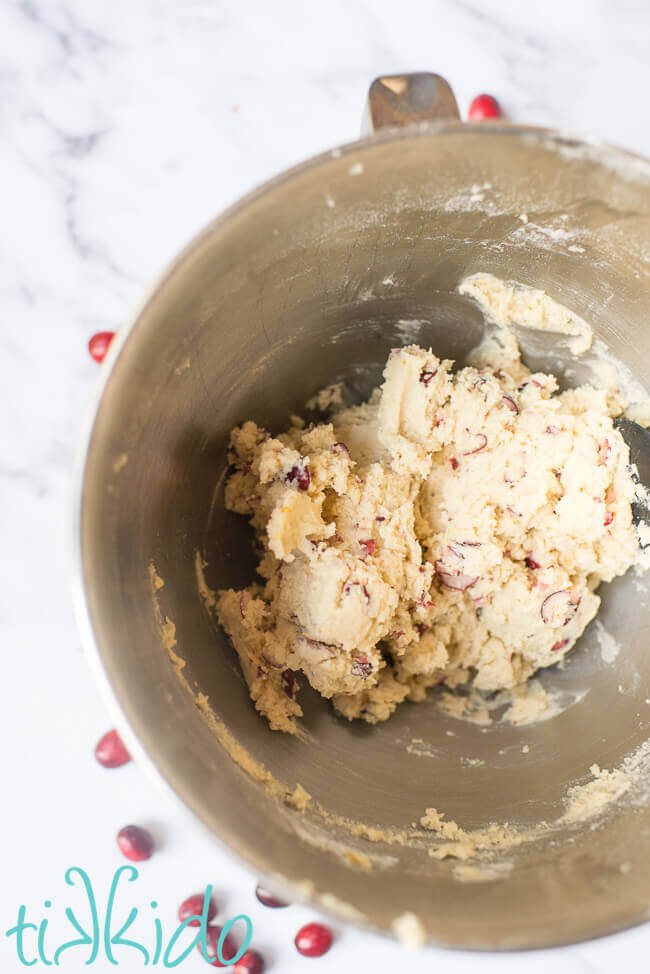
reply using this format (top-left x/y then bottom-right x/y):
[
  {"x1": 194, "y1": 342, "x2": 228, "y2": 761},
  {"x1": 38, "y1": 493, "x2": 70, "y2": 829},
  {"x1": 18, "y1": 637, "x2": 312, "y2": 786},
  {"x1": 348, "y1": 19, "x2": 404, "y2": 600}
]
[{"x1": 216, "y1": 335, "x2": 644, "y2": 733}]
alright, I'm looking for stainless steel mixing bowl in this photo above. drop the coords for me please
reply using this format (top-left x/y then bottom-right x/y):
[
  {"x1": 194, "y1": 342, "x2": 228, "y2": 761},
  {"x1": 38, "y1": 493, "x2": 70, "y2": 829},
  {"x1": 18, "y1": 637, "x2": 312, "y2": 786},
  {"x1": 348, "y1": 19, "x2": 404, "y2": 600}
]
[{"x1": 75, "y1": 75, "x2": 650, "y2": 949}]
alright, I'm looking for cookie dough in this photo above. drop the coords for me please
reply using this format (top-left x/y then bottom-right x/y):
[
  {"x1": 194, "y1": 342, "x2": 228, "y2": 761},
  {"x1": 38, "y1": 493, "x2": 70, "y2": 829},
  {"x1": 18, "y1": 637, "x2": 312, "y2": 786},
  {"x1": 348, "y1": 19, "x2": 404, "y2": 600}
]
[{"x1": 216, "y1": 285, "x2": 645, "y2": 733}]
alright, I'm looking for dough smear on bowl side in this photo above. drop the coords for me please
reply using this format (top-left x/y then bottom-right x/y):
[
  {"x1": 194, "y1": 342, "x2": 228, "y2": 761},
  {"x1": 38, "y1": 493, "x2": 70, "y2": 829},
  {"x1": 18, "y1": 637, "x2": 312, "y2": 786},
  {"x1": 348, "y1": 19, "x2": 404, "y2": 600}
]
[{"x1": 216, "y1": 285, "x2": 648, "y2": 734}]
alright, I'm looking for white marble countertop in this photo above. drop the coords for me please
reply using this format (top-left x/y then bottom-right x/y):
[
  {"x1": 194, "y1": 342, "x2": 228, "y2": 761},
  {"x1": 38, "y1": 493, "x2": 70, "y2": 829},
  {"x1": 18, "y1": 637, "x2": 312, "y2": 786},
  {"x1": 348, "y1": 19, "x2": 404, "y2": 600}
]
[{"x1": 3, "y1": 0, "x2": 650, "y2": 970}]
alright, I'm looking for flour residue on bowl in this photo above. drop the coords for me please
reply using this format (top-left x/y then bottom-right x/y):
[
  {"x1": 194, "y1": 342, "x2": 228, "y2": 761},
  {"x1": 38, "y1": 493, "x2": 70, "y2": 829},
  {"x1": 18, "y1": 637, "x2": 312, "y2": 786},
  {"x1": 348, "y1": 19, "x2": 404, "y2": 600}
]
[
  {"x1": 287, "y1": 815, "x2": 399, "y2": 872},
  {"x1": 416, "y1": 739, "x2": 650, "y2": 863},
  {"x1": 561, "y1": 763, "x2": 632, "y2": 824},
  {"x1": 452, "y1": 861, "x2": 514, "y2": 883},
  {"x1": 391, "y1": 912, "x2": 427, "y2": 949},
  {"x1": 420, "y1": 806, "x2": 544, "y2": 861},
  {"x1": 150, "y1": 559, "x2": 313, "y2": 809},
  {"x1": 435, "y1": 679, "x2": 586, "y2": 728},
  {"x1": 151, "y1": 554, "x2": 650, "y2": 894},
  {"x1": 152, "y1": 262, "x2": 650, "y2": 904},
  {"x1": 593, "y1": 619, "x2": 621, "y2": 663}
]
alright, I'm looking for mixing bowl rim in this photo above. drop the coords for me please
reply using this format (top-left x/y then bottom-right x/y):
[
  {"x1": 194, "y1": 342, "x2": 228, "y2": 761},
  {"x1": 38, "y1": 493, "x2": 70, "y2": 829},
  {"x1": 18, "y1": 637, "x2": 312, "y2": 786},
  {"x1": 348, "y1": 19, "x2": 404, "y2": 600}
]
[{"x1": 71, "y1": 119, "x2": 650, "y2": 951}]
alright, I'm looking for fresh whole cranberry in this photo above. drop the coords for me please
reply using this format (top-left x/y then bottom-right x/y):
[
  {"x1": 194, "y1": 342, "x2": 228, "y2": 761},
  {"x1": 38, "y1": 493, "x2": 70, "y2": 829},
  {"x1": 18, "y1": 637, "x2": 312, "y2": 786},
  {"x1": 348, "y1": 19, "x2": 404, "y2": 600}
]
[
  {"x1": 116, "y1": 825, "x2": 155, "y2": 862},
  {"x1": 234, "y1": 949, "x2": 265, "y2": 974},
  {"x1": 255, "y1": 883, "x2": 289, "y2": 908},
  {"x1": 199, "y1": 925, "x2": 238, "y2": 966},
  {"x1": 178, "y1": 892, "x2": 217, "y2": 926},
  {"x1": 294, "y1": 922, "x2": 333, "y2": 958},
  {"x1": 88, "y1": 330, "x2": 116, "y2": 363},
  {"x1": 95, "y1": 729, "x2": 131, "y2": 768},
  {"x1": 468, "y1": 94, "x2": 502, "y2": 120}
]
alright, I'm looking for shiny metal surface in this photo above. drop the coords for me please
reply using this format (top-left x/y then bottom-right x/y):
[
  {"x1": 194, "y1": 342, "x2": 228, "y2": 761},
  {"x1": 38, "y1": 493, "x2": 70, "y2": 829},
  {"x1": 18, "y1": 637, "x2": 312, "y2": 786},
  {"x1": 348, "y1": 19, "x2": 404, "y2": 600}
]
[
  {"x1": 366, "y1": 72, "x2": 459, "y2": 131},
  {"x1": 76, "y1": 111, "x2": 650, "y2": 949}
]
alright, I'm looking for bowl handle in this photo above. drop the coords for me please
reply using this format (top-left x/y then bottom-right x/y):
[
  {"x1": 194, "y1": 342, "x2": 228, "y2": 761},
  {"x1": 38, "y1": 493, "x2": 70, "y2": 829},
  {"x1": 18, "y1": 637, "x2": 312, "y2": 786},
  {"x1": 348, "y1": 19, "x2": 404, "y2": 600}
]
[{"x1": 363, "y1": 72, "x2": 460, "y2": 133}]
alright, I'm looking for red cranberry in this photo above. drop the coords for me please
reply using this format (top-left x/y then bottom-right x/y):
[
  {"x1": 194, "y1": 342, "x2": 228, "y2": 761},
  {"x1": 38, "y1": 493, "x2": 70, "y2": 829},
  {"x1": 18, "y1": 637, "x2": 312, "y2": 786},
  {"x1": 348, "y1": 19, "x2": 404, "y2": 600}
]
[
  {"x1": 468, "y1": 94, "x2": 502, "y2": 120},
  {"x1": 200, "y1": 925, "x2": 238, "y2": 966},
  {"x1": 551, "y1": 638, "x2": 569, "y2": 652},
  {"x1": 95, "y1": 729, "x2": 131, "y2": 768},
  {"x1": 281, "y1": 670, "x2": 296, "y2": 698},
  {"x1": 359, "y1": 538, "x2": 375, "y2": 557},
  {"x1": 234, "y1": 949, "x2": 265, "y2": 974},
  {"x1": 462, "y1": 433, "x2": 487, "y2": 455},
  {"x1": 255, "y1": 884, "x2": 289, "y2": 908},
  {"x1": 294, "y1": 922, "x2": 333, "y2": 958},
  {"x1": 434, "y1": 564, "x2": 478, "y2": 592},
  {"x1": 285, "y1": 462, "x2": 310, "y2": 491},
  {"x1": 449, "y1": 457, "x2": 459, "y2": 471},
  {"x1": 116, "y1": 825, "x2": 155, "y2": 862},
  {"x1": 178, "y1": 892, "x2": 217, "y2": 926},
  {"x1": 541, "y1": 590, "x2": 579, "y2": 626},
  {"x1": 525, "y1": 557, "x2": 541, "y2": 570},
  {"x1": 419, "y1": 368, "x2": 437, "y2": 385},
  {"x1": 88, "y1": 331, "x2": 116, "y2": 363},
  {"x1": 604, "y1": 512, "x2": 614, "y2": 526}
]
